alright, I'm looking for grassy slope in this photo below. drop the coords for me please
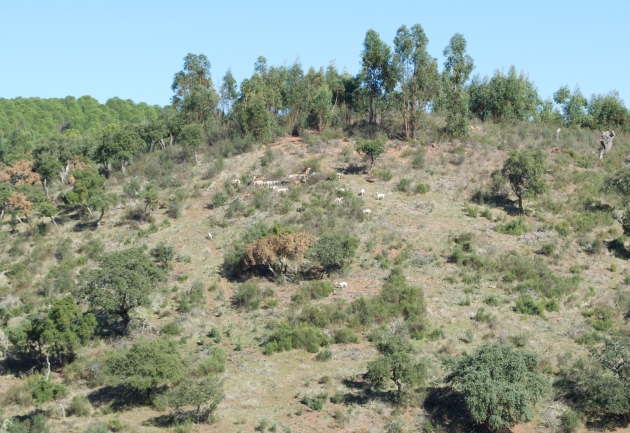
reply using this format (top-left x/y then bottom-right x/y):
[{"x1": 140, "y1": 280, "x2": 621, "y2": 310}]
[{"x1": 1, "y1": 121, "x2": 629, "y2": 432}]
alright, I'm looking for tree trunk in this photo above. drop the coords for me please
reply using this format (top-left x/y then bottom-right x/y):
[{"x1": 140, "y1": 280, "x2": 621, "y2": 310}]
[
  {"x1": 96, "y1": 210, "x2": 105, "y2": 226},
  {"x1": 45, "y1": 355, "x2": 51, "y2": 381},
  {"x1": 121, "y1": 311, "x2": 131, "y2": 335},
  {"x1": 58, "y1": 402, "x2": 66, "y2": 420},
  {"x1": 51, "y1": 217, "x2": 59, "y2": 233},
  {"x1": 43, "y1": 179, "x2": 49, "y2": 201},
  {"x1": 518, "y1": 195, "x2": 523, "y2": 213},
  {"x1": 369, "y1": 155, "x2": 375, "y2": 174}
]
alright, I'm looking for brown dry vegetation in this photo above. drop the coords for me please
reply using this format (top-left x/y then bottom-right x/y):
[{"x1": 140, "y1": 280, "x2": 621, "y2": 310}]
[{"x1": 1, "y1": 121, "x2": 630, "y2": 432}]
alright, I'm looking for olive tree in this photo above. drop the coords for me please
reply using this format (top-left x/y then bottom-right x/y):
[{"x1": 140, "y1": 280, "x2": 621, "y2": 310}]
[
  {"x1": 76, "y1": 248, "x2": 166, "y2": 334},
  {"x1": 366, "y1": 333, "x2": 426, "y2": 402},
  {"x1": 309, "y1": 233, "x2": 359, "y2": 275},
  {"x1": 501, "y1": 149, "x2": 546, "y2": 213},
  {"x1": 355, "y1": 135, "x2": 386, "y2": 174},
  {"x1": 446, "y1": 342, "x2": 547, "y2": 431},
  {"x1": 167, "y1": 376, "x2": 224, "y2": 424},
  {"x1": 106, "y1": 338, "x2": 186, "y2": 400}
]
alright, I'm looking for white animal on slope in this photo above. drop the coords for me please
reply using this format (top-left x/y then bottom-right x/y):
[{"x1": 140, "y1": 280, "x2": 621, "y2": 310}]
[
  {"x1": 334, "y1": 282, "x2": 348, "y2": 289},
  {"x1": 333, "y1": 197, "x2": 343, "y2": 205},
  {"x1": 206, "y1": 233, "x2": 213, "y2": 240},
  {"x1": 253, "y1": 180, "x2": 264, "y2": 187},
  {"x1": 232, "y1": 179, "x2": 241, "y2": 185},
  {"x1": 336, "y1": 188, "x2": 345, "y2": 192},
  {"x1": 337, "y1": 173, "x2": 344, "y2": 179},
  {"x1": 275, "y1": 188, "x2": 289, "y2": 194},
  {"x1": 362, "y1": 209, "x2": 372, "y2": 214},
  {"x1": 359, "y1": 188, "x2": 365, "y2": 196},
  {"x1": 376, "y1": 193, "x2": 385, "y2": 200}
]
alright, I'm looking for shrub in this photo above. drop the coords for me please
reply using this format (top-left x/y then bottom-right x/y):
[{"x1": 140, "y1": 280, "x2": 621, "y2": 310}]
[
  {"x1": 473, "y1": 308, "x2": 493, "y2": 323},
  {"x1": 333, "y1": 328, "x2": 359, "y2": 344},
  {"x1": 161, "y1": 320, "x2": 181, "y2": 336},
  {"x1": 197, "y1": 347, "x2": 226, "y2": 375},
  {"x1": 264, "y1": 323, "x2": 329, "y2": 354},
  {"x1": 484, "y1": 295, "x2": 500, "y2": 306},
  {"x1": 396, "y1": 178, "x2": 411, "y2": 192},
  {"x1": 515, "y1": 295, "x2": 544, "y2": 316},
  {"x1": 411, "y1": 150, "x2": 425, "y2": 169},
  {"x1": 31, "y1": 377, "x2": 66, "y2": 403},
  {"x1": 374, "y1": 169, "x2": 393, "y2": 181},
  {"x1": 309, "y1": 233, "x2": 359, "y2": 274},
  {"x1": 232, "y1": 282, "x2": 261, "y2": 310},
  {"x1": 210, "y1": 192, "x2": 227, "y2": 209},
  {"x1": 315, "y1": 349, "x2": 332, "y2": 361},
  {"x1": 428, "y1": 328, "x2": 445, "y2": 340},
  {"x1": 414, "y1": 183, "x2": 430, "y2": 194},
  {"x1": 292, "y1": 281, "x2": 335, "y2": 304},
  {"x1": 494, "y1": 217, "x2": 529, "y2": 235},
  {"x1": 178, "y1": 280, "x2": 206, "y2": 313},
  {"x1": 561, "y1": 409, "x2": 580, "y2": 433},
  {"x1": 300, "y1": 393, "x2": 327, "y2": 411},
  {"x1": 68, "y1": 394, "x2": 91, "y2": 417}
]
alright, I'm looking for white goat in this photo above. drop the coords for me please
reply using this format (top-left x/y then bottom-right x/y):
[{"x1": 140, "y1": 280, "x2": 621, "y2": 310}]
[
  {"x1": 359, "y1": 188, "x2": 365, "y2": 196},
  {"x1": 206, "y1": 233, "x2": 213, "y2": 240},
  {"x1": 376, "y1": 193, "x2": 385, "y2": 200},
  {"x1": 253, "y1": 180, "x2": 264, "y2": 187},
  {"x1": 275, "y1": 188, "x2": 289, "y2": 194},
  {"x1": 362, "y1": 209, "x2": 372, "y2": 214},
  {"x1": 232, "y1": 179, "x2": 241, "y2": 185},
  {"x1": 336, "y1": 188, "x2": 345, "y2": 192},
  {"x1": 337, "y1": 173, "x2": 344, "y2": 179},
  {"x1": 334, "y1": 282, "x2": 348, "y2": 289},
  {"x1": 333, "y1": 197, "x2": 343, "y2": 205}
]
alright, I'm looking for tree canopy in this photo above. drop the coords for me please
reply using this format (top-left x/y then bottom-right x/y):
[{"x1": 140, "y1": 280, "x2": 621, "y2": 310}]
[{"x1": 76, "y1": 248, "x2": 167, "y2": 334}]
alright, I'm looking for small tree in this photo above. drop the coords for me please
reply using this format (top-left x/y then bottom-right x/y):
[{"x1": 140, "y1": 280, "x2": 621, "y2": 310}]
[
  {"x1": 501, "y1": 150, "x2": 546, "y2": 213},
  {"x1": 7, "y1": 296, "x2": 96, "y2": 367},
  {"x1": 442, "y1": 33, "x2": 474, "y2": 139},
  {"x1": 106, "y1": 338, "x2": 186, "y2": 400},
  {"x1": 309, "y1": 233, "x2": 359, "y2": 275},
  {"x1": 87, "y1": 192, "x2": 118, "y2": 225},
  {"x1": 167, "y1": 376, "x2": 224, "y2": 423},
  {"x1": 76, "y1": 248, "x2": 166, "y2": 334},
  {"x1": 150, "y1": 242, "x2": 175, "y2": 268},
  {"x1": 36, "y1": 202, "x2": 59, "y2": 232},
  {"x1": 355, "y1": 136, "x2": 386, "y2": 174},
  {"x1": 366, "y1": 333, "x2": 426, "y2": 402},
  {"x1": 179, "y1": 123, "x2": 205, "y2": 163},
  {"x1": 446, "y1": 342, "x2": 547, "y2": 431}
]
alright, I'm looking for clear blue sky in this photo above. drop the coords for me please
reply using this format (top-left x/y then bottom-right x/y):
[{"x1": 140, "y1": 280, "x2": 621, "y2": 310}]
[{"x1": 2, "y1": 0, "x2": 628, "y2": 107}]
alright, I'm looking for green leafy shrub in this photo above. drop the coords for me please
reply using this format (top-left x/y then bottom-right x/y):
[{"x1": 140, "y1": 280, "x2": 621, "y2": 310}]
[
  {"x1": 484, "y1": 295, "x2": 500, "y2": 306},
  {"x1": 396, "y1": 178, "x2": 411, "y2": 192},
  {"x1": 414, "y1": 183, "x2": 430, "y2": 194},
  {"x1": 315, "y1": 349, "x2": 332, "y2": 361},
  {"x1": 264, "y1": 323, "x2": 329, "y2": 355},
  {"x1": 68, "y1": 394, "x2": 91, "y2": 417},
  {"x1": 333, "y1": 328, "x2": 359, "y2": 344},
  {"x1": 515, "y1": 295, "x2": 544, "y2": 316},
  {"x1": 494, "y1": 217, "x2": 529, "y2": 235},
  {"x1": 292, "y1": 281, "x2": 335, "y2": 304},
  {"x1": 231, "y1": 282, "x2": 261, "y2": 310},
  {"x1": 473, "y1": 308, "x2": 493, "y2": 323},
  {"x1": 197, "y1": 347, "x2": 226, "y2": 375},
  {"x1": 161, "y1": 320, "x2": 181, "y2": 336},
  {"x1": 31, "y1": 377, "x2": 66, "y2": 403},
  {"x1": 300, "y1": 393, "x2": 327, "y2": 411}
]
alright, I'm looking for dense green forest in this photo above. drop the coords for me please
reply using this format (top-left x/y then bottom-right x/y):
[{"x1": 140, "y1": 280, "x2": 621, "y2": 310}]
[{"x1": 2, "y1": 24, "x2": 630, "y2": 433}]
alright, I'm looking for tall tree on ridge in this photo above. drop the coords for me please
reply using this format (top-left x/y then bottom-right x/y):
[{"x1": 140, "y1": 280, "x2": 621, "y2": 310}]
[
  {"x1": 360, "y1": 29, "x2": 395, "y2": 126},
  {"x1": 443, "y1": 33, "x2": 474, "y2": 139}
]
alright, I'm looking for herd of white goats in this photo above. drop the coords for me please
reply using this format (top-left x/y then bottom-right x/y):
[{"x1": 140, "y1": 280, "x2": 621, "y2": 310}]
[
  {"x1": 204, "y1": 169, "x2": 390, "y2": 291},
  {"x1": 229, "y1": 169, "x2": 384, "y2": 217}
]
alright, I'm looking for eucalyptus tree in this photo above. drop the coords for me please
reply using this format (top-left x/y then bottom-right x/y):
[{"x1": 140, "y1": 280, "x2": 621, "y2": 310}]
[
  {"x1": 553, "y1": 85, "x2": 590, "y2": 128},
  {"x1": 360, "y1": 29, "x2": 395, "y2": 126},
  {"x1": 442, "y1": 33, "x2": 474, "y2": 139},
  {"x1": 468, "y1": 66, "x2": 539, "y2": 124},
  {"x1": 393, "y1": 24, "x2": 439, "y2": 139},
  {"x1": 171, "y1": 53, "x2": 219, "y2": 127},
  {"x1": 588, "y1": 90, "x2": 628, "y2": 131}
]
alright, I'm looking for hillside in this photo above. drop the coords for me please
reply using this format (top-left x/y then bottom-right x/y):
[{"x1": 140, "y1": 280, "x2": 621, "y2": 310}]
[{"x1": 1, "y1": 118, "x2": 630, "y2": 432}]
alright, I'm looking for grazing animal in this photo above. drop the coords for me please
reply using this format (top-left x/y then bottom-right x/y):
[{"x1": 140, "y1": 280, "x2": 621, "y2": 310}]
[
  {"x1": 232, "y1": 179, "x2": 241, "y2": 185},
  {"x1": 253, "y1": 180, "x2": 264, "y2": 187},
  {"x1": 337, "y1": 173, "x2": 344, "y2": 179},
  {"x1": 206, "y1": 233, "x2": 213, "y2": 240},
  {"x1": 600, "y1": 130, "x2": 616, "y2": 160},
  {"x1": 275, "y1": 188, "x2": 289, "y2": 194},
  {"x1": 359, "y1": 188, "x2": 365, "y2": 196},
  {"x1": 333, "y1": 197, "x2": 343, "y2": 205},
  {"x1": 362, "y1": 209, "x2": 372, "y2": 214},
  {"x1": 376, "y1": 193, "x2": 385, "y2": 200},
  {"x1": 334, "y1": 282, "x2": 348, "y2": 289}
]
